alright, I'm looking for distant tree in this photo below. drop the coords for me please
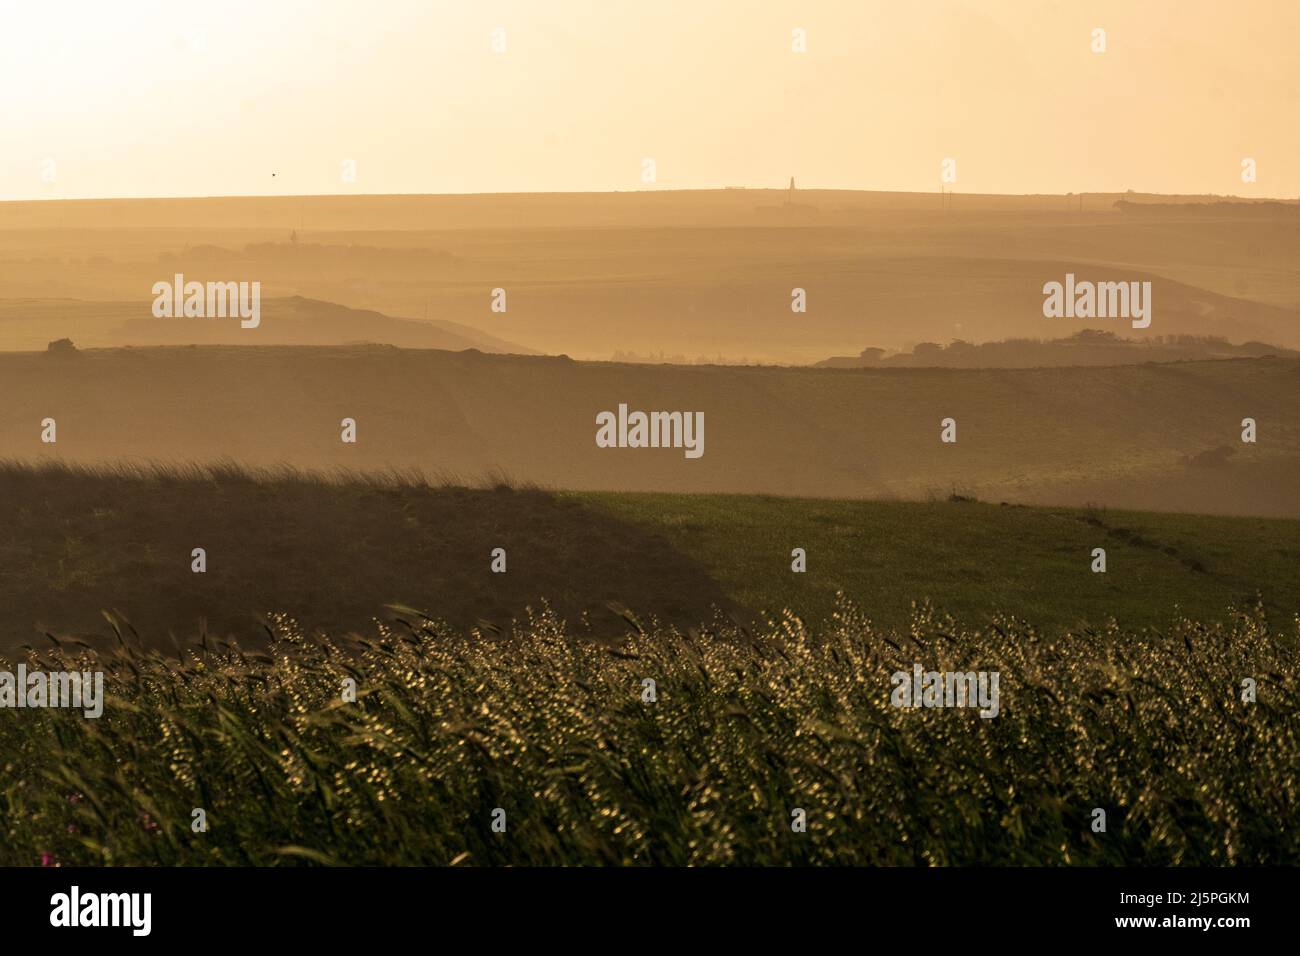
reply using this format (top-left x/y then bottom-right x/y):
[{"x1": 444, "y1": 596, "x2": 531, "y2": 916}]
[
  {"x1": 1073, "y1": 329, "x2": 1120, "y2": 344},
  {"x1": 858, "y1": 347, "x2": 886, "y2": 363},
  {"x1": 46, "y1": 338, "x2": 78, "y2": 356},
  {"x1": 1186, "y1": 445, "x2": 1235, "y2": 468}
]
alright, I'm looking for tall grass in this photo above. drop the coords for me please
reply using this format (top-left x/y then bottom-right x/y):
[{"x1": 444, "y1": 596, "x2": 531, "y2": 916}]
[
  {"x1": 0, "y1": 456, "x2": 510, "y2": 492},
  {"x1": 2, "y1": 599, "x2": 1295, "y2": 866}
]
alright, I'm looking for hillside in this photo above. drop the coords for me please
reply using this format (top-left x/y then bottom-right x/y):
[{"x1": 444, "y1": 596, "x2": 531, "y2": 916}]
[
  {"x1": 578, "y1": 492, "x2": 1300, "y2": 633},
  {"x1": 817, "y1": 331, "x2": 1300, "y2": 369},
  {"x1": 1, "y1": 461, "x2": 1297, "y2": 651},
  {"x1": 4, "y1": 189, "x2": 1296, "y2": 231},
  {"x1": 0, "y1": 345, "x2": 1296, "y2": 517},
  {"x1": 0, "y1": 296, "x2": 534, "y2": 353},
  {"x1": 1, "y1": 191, "x2": 1296, "y2": 363},
  {"x1": 0, "y1": 462, "x2": 734, "y2": 651}
]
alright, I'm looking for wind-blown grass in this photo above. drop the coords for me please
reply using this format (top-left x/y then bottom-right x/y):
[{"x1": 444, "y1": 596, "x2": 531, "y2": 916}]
[{"x1": 2, "y1": 599, "x2": 1295, "y2": 866}]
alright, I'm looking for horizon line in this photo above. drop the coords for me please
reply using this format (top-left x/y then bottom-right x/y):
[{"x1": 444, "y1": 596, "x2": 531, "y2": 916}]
[{"x1": 3, "y1": 186, "x2": 1298, "y2": 206}]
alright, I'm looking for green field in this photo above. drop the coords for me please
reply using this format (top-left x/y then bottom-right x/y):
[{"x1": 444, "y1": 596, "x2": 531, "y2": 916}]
[
  {"x1": 4, "y1": 460, "x2": 1298, "y2": 648},
  {"x1": 576, "y1": 492, "x2": 1300, "y2": 633}
]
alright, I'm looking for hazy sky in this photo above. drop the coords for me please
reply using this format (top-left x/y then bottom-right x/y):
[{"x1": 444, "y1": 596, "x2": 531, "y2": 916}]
[{"x1": 1, "y1": 0, "x2": 1295, "y2": 200}]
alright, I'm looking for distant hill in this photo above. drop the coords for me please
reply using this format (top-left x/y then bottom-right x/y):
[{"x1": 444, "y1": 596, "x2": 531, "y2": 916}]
[
  {"x1": 1115, "y1": 199, "x2": 1300, "y2": 219},
  {"x1": 0, "y1": 296, "x2": 534, "y2": 353},
  {"x1": 1, "y1": 345, "x2": 1296, "y2": 518},
  {"x1": 3, "y1": 190, "x2": 1296, "y2": 231},
  {"x1": 162, "y1": 239, "x2": 457, "y2": 270},
  {"x1": 817, "y1": 330, "x2": 1300, "y2": 368},
  {"x1": 2, "y1": 190, "x2": 1296, "y2": 362}
]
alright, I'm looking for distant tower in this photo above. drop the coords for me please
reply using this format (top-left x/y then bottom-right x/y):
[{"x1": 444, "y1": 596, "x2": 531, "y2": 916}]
[{"x1": 788, "y1": 176, "x2": 796, "y2": 199}]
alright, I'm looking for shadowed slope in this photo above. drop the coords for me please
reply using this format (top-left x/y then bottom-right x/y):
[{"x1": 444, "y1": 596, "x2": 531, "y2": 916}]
[{"x1": 0, "y1": 462, "x2": 738, "y2": 651}]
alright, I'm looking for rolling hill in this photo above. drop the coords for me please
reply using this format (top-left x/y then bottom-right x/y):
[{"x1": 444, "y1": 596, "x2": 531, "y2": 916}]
[
  {"x1": 0, "y1": 345, "x2": 1297, "y2": 517},
  {"x1": 0, "y1": 296, "x2": 533, "y2": 353},
  {"x1": 0, "y1": 461, "x2": 735, "y2": 651},
  {"x1": 2, "y1": 191, "x2": 1295, "y2": 363},
  {"x1": 1, "y1": 460, "x2": 1296, "y2": 651}
]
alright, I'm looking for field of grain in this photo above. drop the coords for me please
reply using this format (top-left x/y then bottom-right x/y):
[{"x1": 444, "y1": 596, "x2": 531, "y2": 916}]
[{"x1": 4, "y1": 600, "x2": 1294, "y2": 866}]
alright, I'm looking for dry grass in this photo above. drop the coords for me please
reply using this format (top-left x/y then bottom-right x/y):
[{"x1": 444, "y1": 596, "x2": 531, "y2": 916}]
[{"x1": 3, "y1": 598, "x2": 1295, "y2": 866}]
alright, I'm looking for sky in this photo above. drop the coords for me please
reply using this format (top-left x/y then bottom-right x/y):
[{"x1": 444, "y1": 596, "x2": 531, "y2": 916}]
[{"x1": 0, "y1": 0, "x2": 1296, "y2": 200}]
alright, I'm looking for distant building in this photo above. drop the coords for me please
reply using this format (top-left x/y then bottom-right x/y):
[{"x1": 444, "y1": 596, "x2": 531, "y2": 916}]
[{"x1": 757, "y1": 176, "x2": 818, "y2": 219}]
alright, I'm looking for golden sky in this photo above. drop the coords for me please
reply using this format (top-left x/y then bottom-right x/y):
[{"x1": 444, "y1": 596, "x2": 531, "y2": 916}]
[{"x1": 1, "y1": 0, "x2": 1295, "y2": 200}]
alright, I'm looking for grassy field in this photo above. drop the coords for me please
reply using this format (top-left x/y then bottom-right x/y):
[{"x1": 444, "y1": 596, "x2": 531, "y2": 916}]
[
  {"x1": 3, "y1": 603, "x2": 1295, "y2": 866},
  {"x1": 2, "y1": 464, "x2": 1297, "y2": 865},
  {"x1": 4, "y1": 462, "x2": 1299, "y2": 648},
  {"x1": 577, "y1": 492, "x2": 1300, "y2": 633},
  {"x1": 3, "y1": 461, "x2": 1299, "y2": 649},
  {"x1": 0, "y1": 461, "x2": 734, "y2": 650}
]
